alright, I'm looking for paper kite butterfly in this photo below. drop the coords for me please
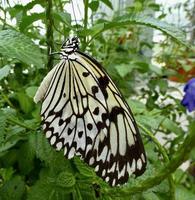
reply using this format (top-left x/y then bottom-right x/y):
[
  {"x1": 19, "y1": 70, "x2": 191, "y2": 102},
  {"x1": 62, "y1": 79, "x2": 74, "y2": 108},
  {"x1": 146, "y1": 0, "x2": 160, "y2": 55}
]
[{"x1": 34, "y1": 36, "x2": 147, "y2": 186}]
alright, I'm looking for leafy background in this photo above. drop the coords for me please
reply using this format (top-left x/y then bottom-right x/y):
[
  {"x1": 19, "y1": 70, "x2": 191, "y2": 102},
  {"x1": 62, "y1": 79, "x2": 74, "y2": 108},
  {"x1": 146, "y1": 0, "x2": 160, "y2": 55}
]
[{"x1": 0, "y1": 0, "x2": 195, "y2": 199}]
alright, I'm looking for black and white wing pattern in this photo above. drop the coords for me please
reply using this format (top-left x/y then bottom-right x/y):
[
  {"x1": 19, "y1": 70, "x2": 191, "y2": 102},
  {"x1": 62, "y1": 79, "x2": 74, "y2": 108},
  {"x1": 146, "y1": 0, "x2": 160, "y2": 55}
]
[{"x1": 34, "y1": 37, "x2": 147, "y2": 186}]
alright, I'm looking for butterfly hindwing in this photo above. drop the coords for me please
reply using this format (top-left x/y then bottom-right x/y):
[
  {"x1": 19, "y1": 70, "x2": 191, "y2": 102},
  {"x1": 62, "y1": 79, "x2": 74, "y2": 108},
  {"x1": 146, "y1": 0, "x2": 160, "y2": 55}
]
[{"x1": 75, "y1": 52, "x2": 146, "y2": 185}]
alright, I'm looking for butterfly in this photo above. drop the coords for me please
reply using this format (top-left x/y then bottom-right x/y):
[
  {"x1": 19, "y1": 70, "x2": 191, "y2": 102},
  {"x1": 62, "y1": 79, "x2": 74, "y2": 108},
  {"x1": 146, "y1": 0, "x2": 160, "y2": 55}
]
[{"x1": 34, "y1": 36, "x2": 147, "y2": 186}]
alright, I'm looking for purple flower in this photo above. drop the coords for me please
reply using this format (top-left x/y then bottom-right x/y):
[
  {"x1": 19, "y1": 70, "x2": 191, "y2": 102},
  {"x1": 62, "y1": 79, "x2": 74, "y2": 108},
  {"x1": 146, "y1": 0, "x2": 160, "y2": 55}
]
[{"x1": 181, "y1": 78, "x2": 195, "y2": 112}]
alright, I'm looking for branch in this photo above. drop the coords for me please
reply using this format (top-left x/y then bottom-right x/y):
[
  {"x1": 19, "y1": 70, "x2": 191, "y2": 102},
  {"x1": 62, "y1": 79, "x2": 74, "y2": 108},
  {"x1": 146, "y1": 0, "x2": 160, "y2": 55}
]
[
  {"x1": 102, "y1": 122, "x2": 195, "y2": 197},
  {"x1": 46, "y1": 0, "x2": 54, "y2": 69}
]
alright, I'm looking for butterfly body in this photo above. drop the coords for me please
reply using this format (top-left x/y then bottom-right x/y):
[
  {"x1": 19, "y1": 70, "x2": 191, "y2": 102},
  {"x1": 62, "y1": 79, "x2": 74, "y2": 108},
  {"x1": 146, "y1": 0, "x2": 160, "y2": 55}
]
[{"x1": 34, "y1": 36, "x2": 146, "y2": 186}]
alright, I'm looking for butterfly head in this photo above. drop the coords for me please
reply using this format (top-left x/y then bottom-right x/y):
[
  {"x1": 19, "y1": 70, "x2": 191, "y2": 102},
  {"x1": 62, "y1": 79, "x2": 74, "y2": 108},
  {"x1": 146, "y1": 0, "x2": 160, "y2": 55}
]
[{"x1": 61, "y1": 36, "x2": 79, "y2": 56}]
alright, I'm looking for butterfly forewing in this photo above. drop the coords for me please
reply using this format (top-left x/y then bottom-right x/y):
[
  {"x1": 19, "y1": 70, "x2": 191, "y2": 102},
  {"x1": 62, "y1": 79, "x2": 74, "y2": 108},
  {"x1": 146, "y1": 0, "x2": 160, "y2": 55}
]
[{"x1": 34, "y1": 37, "x2": 146, "y2": 186}]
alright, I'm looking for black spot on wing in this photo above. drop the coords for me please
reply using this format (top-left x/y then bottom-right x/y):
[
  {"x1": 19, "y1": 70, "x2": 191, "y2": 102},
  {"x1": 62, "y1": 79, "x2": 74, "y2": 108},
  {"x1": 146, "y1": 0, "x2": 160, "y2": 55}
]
[
  {"x1": 87, "y1": 123, "x2": 93, "y2": 130},
  {"x1": 98, "y1": 76, "x2": 109, "y2": 99},
  {"x1": 68, "y1": 127, "x2": 72, "y2": 135},
  {"x1": 93, "y1": 107, "x2": 99, "y2": 115},
  {"x1": 110, "y1": 106, "x2": 124, "y2": 122},
  {"x1": 78, "y1": 131, "x2": 83, "y2": 138},
  {"x1": 92, "y1": 86, "x2": 99, "y2": 95},
  {"x1": 82, "y1": 72, "x2": 90, "y2": 77}
]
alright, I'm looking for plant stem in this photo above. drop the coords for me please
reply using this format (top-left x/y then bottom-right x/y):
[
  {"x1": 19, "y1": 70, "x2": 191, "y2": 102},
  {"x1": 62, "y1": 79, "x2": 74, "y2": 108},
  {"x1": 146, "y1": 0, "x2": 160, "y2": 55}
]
[
  {"x1": 83, "y1": 0, "x2": 89, "y2": 50},
  {"x1": 46, "y1": 0, "x2": 54, "y2": 69},
  {"x1": 7, "y1": 118, "x2": 36, "y2": 131},
  {"x1": 138, "y1": 122, "x2": 175, "y2": 200},
  {"x1": 138, "y1": 122, "x2": 169, "y2": 161},
  {"x1": 102, "y1": 122, "x2": 195, "y2": 197},
  {"x1": 0, "y1": 91, "x2": 14, "y2": 108}
]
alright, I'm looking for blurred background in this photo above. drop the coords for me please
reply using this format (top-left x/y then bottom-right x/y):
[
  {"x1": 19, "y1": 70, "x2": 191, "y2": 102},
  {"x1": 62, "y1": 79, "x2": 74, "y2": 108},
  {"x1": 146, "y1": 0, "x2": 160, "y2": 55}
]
[{"x1": 0, "y1": 0, "x2": 195, "y2": 200}]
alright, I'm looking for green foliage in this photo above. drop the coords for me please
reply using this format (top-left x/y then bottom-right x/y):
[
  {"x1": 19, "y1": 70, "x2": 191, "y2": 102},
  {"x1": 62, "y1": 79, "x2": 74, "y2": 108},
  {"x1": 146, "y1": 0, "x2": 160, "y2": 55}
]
[
  {"x1": 0, "y1": 0, "x2": 194, "y2": 200},
  {"x1": 0, "y1": 65, "x2": 10, "y2": 80},
  {"x1": 0, "y1": 30, "x2": 45, "y2": 68},
  {"x1": 0, "y1": 176, "x2": 25, "y2": 200}
]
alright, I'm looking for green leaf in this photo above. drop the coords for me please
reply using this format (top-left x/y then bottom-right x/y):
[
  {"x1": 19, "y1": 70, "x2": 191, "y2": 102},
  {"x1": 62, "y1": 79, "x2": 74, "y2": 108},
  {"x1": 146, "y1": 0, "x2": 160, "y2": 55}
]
[
  {"x1": 158, "y1": 79, "x2": 168, "y2": 94},
  {"x1": 17, "y1": 92, "x2": 33, "y2": 114},
  {"x1": 133, "y1": 61, "x2": 149, "y2": 73},
  {"x1": 114, "y1": 64, "x2": 132, "y2": 77},
  {"x1": 113, "y1": 14, "x2": 188, "y2": 46},
  {"x1": 53, "y1": 11, "x2": 71, "y2": 26},
  {"x1": 142, "y1": 191, "x2": 160, "y2": 200},
  {"x1": 175, "y1": 185, "x2": 195, "y2": 200},
  {"x1": 0, "y1": 168, "x2": 14, "y2": 184},
  {"x1": 8, "y1": 5, "x2": 24, "y2": 19},
  {"x1": 127, "y1": 99, "x2": 146, "y2": 114},
  {"x1": 0, "y1": 112, "x2": 25, "y2": 153},
  {"x1": 18, "y1": 138, "x2": 35, "y2": 175},
  {"x1": 26, "y1": 86, "x2": 38, "y2": 98},
  {"x1": 82, "y1": 23, "x2": 105, "y2": 36},
  {"x1": 89, "y1": 1, "x2": 99, "y2": 12},
  {"x1": 56, "y1": 172, "x2": 75, "y2": 188},
  {"x1": 86, "y1": 14, "x2": 188, "y2": 47},
  {"x1": 29, "y1": 131, "x2": 54, "y2": 164},
  {"x1": 0, "y1": 29, "x2": 45, "y2": 68},
  {"x1": 0, "y1": 176, "x2": 25, "y2": 200},
  {"x1": 74, "y1": 157, "x2": 95, "y2": 177},
  {"x1": 174, "y1": 169, "x2": 186, "y2": 184},
  {"x1": 27, "y1": 181, "x2": 69, "y2": 200},
  {"x1": 0, "y1": 123, "x2": 27, "y2": 153},
  {"x1": 19, "y1": 13, "x2": 45, "y2": 31},
  {"x1": 100, "y1": 0, "x2": 113, "y2": 9},
  {"x1": 136, "y1": 113, "x2": 164, "y2": 130},
  {"x1": 29, "y1": 132, "x2": 71, "y2": 173},
  {"x1": 148, "y1": 3, "x2": 160, "y2": 11},
  {"x1": 0, "y1": 65, "x2": 11, "y2": 81},
  {"x1": 27, "y1": 171, "x2": 73, "y2": 200},
  {"x1": 162, "y1": 118, "x2": 183, "y2": 135},
  {"x1": 0, "y1": 111, "x2": 7, "y2": 144},
  {"x1": 23, "y1": 0, "x2": 45, "y2": 11}
]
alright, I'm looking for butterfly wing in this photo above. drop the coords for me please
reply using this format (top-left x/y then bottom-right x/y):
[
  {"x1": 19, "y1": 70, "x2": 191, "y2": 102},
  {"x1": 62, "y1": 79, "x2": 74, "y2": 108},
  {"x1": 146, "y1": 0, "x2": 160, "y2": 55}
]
[{"x1": 35, "y1": 52, "x2": 146, "y2": 186}]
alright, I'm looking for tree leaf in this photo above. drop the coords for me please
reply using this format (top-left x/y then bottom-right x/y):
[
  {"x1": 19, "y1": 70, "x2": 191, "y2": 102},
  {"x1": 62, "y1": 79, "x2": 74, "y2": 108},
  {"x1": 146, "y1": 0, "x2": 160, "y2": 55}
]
[
  {"x1": 0, "y1": 29, "x2": 45, "y2": 68},
  {"x1": 0, "y1": 65, "x2": 11, "y2": 81}
]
